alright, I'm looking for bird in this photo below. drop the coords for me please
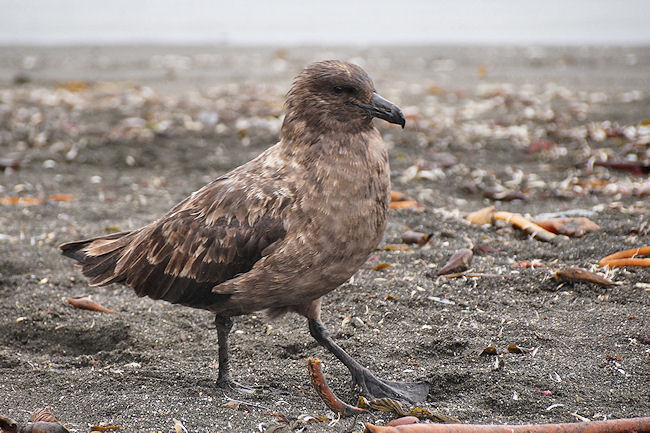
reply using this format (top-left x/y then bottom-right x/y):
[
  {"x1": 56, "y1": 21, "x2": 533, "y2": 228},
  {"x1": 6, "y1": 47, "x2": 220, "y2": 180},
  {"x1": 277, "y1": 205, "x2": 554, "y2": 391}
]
[{"x1": 59, "y1": 60, "x2": 429, "y2": 403}]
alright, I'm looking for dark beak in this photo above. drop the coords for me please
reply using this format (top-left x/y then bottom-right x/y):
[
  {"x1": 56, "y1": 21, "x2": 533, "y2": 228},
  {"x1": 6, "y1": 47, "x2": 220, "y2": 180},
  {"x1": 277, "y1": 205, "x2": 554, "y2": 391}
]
[{"x1": 356, "y1": 92, "x2": 406, "y2": 128}]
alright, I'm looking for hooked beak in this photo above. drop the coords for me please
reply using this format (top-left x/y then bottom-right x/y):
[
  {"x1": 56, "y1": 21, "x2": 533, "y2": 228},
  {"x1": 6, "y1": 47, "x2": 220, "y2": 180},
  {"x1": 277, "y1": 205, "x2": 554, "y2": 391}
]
[{"x1": 356, "y1": 92, "x2": 406, "y2": 128}]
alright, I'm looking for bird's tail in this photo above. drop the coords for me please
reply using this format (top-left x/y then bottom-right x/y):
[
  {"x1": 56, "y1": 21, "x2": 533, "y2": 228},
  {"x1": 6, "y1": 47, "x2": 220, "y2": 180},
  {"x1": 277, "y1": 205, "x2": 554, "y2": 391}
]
[{"x1": 59, "y1": 231, "x2": 134, "y2": 286}]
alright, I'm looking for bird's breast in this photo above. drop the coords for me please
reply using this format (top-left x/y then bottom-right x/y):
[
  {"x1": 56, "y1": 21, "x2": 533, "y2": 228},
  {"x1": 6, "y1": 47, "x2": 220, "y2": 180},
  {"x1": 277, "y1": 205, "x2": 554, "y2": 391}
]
[
  {"x1": 286, "y1": 138, "x2": 390, "y2": 288},
  {"x1": 222, "y1": 132, "x2": 391, "y2": 314}
]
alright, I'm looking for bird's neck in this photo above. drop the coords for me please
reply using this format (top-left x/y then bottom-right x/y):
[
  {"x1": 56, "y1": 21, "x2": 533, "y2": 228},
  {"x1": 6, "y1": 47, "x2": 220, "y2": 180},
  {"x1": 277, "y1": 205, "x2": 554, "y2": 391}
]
[
  {"x1": 280, "y1": 112, "x2": 373, "y2": 145},
  {"x1": 280, "y1": 126, "x2": 380, "y2": 161},
  {"x1": 276, "y1": 130, "x2": 388, "y2": 202}
]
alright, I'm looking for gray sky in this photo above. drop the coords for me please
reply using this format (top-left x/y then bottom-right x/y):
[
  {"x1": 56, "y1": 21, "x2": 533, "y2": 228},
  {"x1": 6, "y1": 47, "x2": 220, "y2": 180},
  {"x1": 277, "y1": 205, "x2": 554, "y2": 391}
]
[{"x1": 2, "y1": 0, "x2": 649, "y2": 45}]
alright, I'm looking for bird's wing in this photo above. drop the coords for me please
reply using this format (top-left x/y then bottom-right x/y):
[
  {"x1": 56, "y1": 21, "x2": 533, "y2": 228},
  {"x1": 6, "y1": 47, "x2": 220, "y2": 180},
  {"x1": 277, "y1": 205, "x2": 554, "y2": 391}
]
[{"x1": 111, "y1": 175, "x2": 290, "y2": 307}]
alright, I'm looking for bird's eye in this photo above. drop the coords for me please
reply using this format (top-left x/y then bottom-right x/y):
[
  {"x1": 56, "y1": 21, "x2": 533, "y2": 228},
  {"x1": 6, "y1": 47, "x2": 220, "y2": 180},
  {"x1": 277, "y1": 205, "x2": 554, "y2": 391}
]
[{"x1": 334, "y1": 86, "x2": 355, "y2": 95}]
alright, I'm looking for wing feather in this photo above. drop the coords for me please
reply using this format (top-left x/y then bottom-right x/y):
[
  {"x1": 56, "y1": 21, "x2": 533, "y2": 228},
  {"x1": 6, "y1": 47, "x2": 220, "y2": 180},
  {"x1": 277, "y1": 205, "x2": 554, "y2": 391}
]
[
  {"x1": 61, "y1": 171, "x2": 291, "y2": 310},
  {"x1": 117, "y1": 209, "x2": 286, "y2": 307}
]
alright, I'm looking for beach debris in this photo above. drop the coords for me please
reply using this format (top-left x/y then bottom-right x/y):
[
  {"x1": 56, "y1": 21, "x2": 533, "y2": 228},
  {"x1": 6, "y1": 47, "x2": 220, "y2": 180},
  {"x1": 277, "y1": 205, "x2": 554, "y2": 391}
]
[
  {"x1": 363, "y1": 416, "x2": 650, "y2": 433},
  {"x1": 467, "y1": 207, "x2": 594, "y2": 240},
  {"x1": 534, "y1": 209, "x2": 597, "y2": 219},
  {"x1": 401, "y1": 230, "x2": 432, "y2": 245},
  {"x1": 390, "y1": 191, "x2": 409, "y2": 202},
  {"x1": 437, "y1": 248, "x2": 473, "y2": 276},
  {"x1": 56, "y1": 80, "x2": 90, "y2": 92},
  {"x1": 0, "y1": 418, "x2": 69, "y2": 433},
  {"x1": 427, "y1": 295, "x2": 455, "y2": 305},
  {"x1": 222, "y1": 400, "x2": 252, "y2": 412},
  {"x1": 306, "y1": 357, "x2": 367, "y2": 417},
  {"x1": 408, "y1": 408, "x2": 459, "y2": 424},
  {"x1": 0, "y1": 194, "x2": 74, "y2": 206},
  {"x1": 67, "y1": 295, "x2": 115, "y2": 313},
  {"x1": 357, "y1": 397, "x2": 406, "y2": 415},
  {"x1": 0, "y1": 197, "x2": 45, "y2": 206},
  {"x1": 383, "y1": 244, "x2": 411, "y2": 252},
  {"x1": 399, "y1": 160, "x2": 446, "y2": 183},
  {"x1": 533, "y1": 217, "x2": 599, "y2": 237},
  {"x1": 390, "y1": 190, "x2": 422, "y2": 210},
  {"x1": 592, "y1": 159, "x2": 650, "y2": 175},
  {"x1": 390, "y1": 200, "x2": 421, "y2": 210},
  {"x1": 357, "y1": 397, "x2": 460, "y2": 424},
  {"x1": 492, "y1": 211, "x2": 557, "y2": 242},
  {"x1": 512, "y1": 260, "x2": 545, "y2": 269},
  {"x1": 172, "y1": 419, "x2": 188, "y2": 433},
  {"x1": 365, "y1": 416, "x2": 426, "y2": 432},
  {"x1": 529, "y1": 139, "x2": 555, "y2": 154},
  {"x1": 440, "y1": 272, "x2": 506, "y2": 280},
  {"x1": 465, "y1": 206, "x2": 495, "y2": 225},
  {"x1": 483, "y1": 187, "x2": 528, "y2": 201},
  {"x1": 480, "y1": 346, "x2": 498, "y2": 356},
  {"x1": 265, "y1": 413, "x2": 329, "y2": 432},
  {"x1": 12, "y1": 72, "x2": 31, "y2": 85},
  {"x1": 29, "y1": 409, "x2": 61, "y2": 424},
  {"x1": 385, "y1": 416, "x2": 420, "y2": 426},
  {"x1": 507, "y1": 344, "x2": 526, "y2": 354},
  {"x1": 0, "y1": 158, "x2": 19, "y2": 171},
  {"x1": 600, "y1": 246, "x2": 650, "y2": 268},
  {"x1": 89, "y1": 425, "x2": 120, "y2": 432},
  {"x1": 48, "y1": 194, "x2": 75, "y2": 202},
  {"x1": 0, "y1": 408, "x2": 69, "y2": 433},
  {"x1": 473, "y1": 244, "x2": 503, "y2": 255},
  {"x1": 554, "y1": 267, "x2": 617, "y2": 287}
]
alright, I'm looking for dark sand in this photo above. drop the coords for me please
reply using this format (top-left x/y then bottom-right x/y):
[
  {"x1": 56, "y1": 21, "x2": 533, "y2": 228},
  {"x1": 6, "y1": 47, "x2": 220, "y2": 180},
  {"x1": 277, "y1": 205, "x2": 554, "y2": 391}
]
[{"x1": 0, "y1": 45, "x2": 648, "y2": 432}]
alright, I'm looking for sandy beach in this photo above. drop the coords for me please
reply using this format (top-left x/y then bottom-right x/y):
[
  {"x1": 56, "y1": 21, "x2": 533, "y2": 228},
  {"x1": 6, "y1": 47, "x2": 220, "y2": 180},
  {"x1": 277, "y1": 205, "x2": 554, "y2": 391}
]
[{"x1": 0, "y1": 45, "x2": 648, "y2": 432}]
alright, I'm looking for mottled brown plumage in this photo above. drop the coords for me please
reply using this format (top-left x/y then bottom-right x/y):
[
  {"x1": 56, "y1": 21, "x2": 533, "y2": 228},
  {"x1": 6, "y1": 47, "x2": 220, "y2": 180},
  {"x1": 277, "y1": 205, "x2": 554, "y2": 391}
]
[{"x1": 60, "y1": 60, "x2": 428, "y2": 402}]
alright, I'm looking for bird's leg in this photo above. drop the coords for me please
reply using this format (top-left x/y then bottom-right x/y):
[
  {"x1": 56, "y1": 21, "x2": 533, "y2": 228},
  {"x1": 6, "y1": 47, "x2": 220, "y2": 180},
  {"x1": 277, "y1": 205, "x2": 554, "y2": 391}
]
[
  {"x1": 215, "y1": 314, "x2": 255, "y2": 394},
  {"x1": 308, "y1": 318, "x2": 429, "y2": 403}
]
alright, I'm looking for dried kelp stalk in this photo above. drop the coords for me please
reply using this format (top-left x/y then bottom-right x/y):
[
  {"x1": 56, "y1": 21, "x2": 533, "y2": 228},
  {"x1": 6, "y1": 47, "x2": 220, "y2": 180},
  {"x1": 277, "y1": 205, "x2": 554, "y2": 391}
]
[
  {"x1": 492, "y1": 211, "x2": 556, "y2": 242},
  {"x1": 306, "y1": 357, "x2": 366, "y2": 417},
  {"x1": 363, "y1": 415, "x2": 650, "y2": 433},
  {"x1": 599, "y1": 246, "x2": 650, "y2": 268}
]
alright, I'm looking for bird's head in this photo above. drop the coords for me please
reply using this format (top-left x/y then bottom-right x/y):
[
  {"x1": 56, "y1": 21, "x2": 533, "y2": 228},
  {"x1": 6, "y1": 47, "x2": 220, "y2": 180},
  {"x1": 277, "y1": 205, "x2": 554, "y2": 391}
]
[{"x1": 282, "y1": 60, "x2": 405, "y2": 137}]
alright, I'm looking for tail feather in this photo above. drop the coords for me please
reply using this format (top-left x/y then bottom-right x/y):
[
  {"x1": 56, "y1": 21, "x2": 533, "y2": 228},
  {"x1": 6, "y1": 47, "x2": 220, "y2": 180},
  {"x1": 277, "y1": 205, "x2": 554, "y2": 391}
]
[{"x1": 59, "y1": 231, "x2": 133, "y2": 286}]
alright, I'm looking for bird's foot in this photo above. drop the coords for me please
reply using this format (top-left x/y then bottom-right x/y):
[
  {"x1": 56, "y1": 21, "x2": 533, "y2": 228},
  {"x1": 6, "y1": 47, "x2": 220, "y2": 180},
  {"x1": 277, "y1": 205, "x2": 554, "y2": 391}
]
[
  {"x1": 352, "y1": 368, "x2": 429, "y2": 403},
  {"x1": 217, "y1": 376, "x2": 260, "y2": 395}
]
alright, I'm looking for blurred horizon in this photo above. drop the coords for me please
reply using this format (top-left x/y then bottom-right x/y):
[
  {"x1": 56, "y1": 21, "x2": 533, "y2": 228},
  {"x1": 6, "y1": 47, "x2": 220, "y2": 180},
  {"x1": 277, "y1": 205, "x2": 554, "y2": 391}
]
[{"x1": 2, "y1": 0, "x2": 650, "y2": 46}]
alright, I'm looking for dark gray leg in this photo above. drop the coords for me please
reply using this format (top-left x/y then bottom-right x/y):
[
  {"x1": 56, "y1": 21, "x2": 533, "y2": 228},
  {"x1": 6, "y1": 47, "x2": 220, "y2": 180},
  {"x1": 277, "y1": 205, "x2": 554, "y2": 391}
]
[
  {"x1": 308, "y1": 318, "x2": 429, "y2": 403},
  {"x1": 215, "y1": 314, "x2": 254, "y2": 393}
]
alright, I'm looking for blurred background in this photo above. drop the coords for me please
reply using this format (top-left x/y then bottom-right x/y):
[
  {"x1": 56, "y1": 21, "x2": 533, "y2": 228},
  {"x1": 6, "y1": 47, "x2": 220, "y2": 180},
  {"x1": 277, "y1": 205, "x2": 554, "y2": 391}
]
[{"x1": 2, "y1": 0, "x2": 650, "y2": 46}]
